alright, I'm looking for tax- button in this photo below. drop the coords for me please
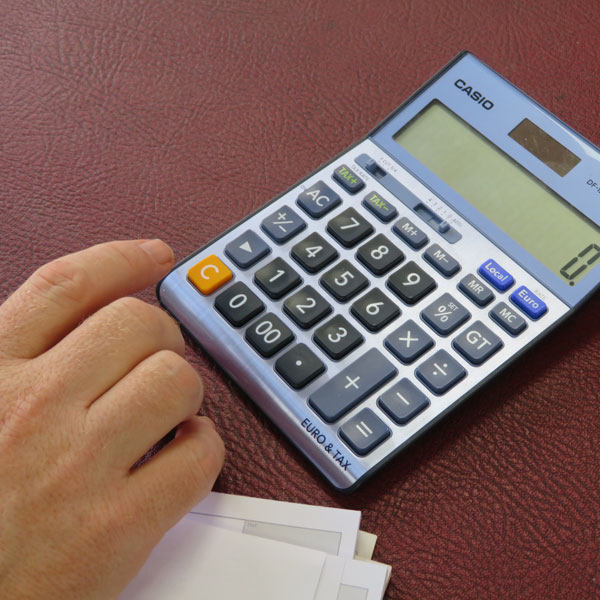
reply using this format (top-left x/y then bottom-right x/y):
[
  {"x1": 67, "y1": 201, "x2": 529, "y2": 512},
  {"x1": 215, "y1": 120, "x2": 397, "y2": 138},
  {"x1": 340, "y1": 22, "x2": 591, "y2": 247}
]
[
  {"x1": 188, "y1": 255, "x2": 233, "y2": 295},
  {"x1": 308, "y1": 348, "x2": 397, "y2": 423},
  {"x1": 478, "y1": 259, "x2": 514, "y2": 291},
  {"x1": 510, "y1": 285, "x2": 547, "y2": 319}
]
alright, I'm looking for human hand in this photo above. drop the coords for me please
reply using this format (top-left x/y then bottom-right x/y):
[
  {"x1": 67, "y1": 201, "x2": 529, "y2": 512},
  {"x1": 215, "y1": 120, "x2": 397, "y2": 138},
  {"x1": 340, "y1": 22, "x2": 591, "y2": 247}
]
[{"x1": 0, "y1": 240, "x2": 225, "y2": 599}]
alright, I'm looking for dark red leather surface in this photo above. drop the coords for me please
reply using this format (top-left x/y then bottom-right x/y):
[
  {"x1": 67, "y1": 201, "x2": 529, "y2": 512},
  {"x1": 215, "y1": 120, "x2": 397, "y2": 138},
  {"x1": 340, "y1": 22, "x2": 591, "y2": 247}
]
[{"x1": 2, "y1": 2, "x2": 599, "y2": 598}]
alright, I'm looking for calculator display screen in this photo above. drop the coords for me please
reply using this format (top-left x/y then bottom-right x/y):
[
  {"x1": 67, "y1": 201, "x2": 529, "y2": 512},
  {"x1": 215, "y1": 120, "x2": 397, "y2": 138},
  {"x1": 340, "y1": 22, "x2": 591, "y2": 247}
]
[{"x1": 393, "y1": 101, "x2": 600, "y2": 286}]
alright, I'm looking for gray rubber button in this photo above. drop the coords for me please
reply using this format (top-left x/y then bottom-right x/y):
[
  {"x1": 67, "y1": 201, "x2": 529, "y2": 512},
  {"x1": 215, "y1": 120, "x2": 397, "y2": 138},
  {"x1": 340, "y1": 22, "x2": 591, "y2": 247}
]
[
  {"x1": 421, "y1": 293, "x2": 470, "y2": 336},
  {"x1": 393, "y1": 217, "x2": 428, "y2": 249},
  {"x1": 261, "y1": 205, "x2": 306, "y2": 243},
  {"x1": 384, "y1": 319, "x2": 434, "y2": 364},
  {"x1": 458, "y1": 274, "x2": 494, "y2": 307},
  {"x1": 339, "y1": 408, "x2": 391, "y2": 455},
  {"x1": 423, "y1": 243, "x2": 460, "y2": 277},
  {"x1": 490, "y1": 302, "x2": 527, "y2": 336},
  {"x1": 416, "y1": 349, "x2": 466, "y2": 395},
  {"x1": 225, "y1": 230, "x2": 270, "y2": 269},
  {"x1": 453, "y1": 321, "x2": 503, "y2": 365},
  {"x1": 378, "y1": 379, "x2": 430, "y2": 424},
  {"x1": 308, "y1": 348, "x2": 397, "y2": 423}
]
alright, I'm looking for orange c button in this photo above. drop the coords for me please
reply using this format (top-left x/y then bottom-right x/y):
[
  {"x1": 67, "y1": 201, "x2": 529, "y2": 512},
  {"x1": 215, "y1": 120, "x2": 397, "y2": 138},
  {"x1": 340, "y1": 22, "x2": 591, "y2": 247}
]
[{"x1": 188, "y1": 254, "x2": 233, "y2": 295}]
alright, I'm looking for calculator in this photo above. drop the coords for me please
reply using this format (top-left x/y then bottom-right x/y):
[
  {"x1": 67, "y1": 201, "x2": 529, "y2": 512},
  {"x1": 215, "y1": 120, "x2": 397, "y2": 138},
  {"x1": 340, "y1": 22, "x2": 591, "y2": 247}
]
[{"x1": 158, "y1": 52, "x2": 600, "y2": 491}]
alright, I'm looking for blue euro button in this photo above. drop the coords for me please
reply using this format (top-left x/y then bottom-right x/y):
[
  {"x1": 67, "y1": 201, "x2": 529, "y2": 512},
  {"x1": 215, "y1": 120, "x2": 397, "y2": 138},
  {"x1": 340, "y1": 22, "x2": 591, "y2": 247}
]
[
  {"x1": 478, "y1": 259, "x2": 514, "y2": 291},
  {"x1": 510, "y1": 285, "x2": 547, "y2": 319}
]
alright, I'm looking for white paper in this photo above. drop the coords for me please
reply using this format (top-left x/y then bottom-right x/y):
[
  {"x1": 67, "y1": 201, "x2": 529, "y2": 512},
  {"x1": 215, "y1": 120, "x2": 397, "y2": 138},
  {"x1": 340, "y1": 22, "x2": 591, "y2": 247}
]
[
  {"x1": 187, "y1": 491, "x2": 361, "y2": 558},
  {"x1": 120, "y1": 493, "x2": 389, "y2": 600},
  {"x1": 314, "y1": 556, "x2": 389, "y2": 600},
  {"x1": 119, "y1": 518, "x2": 326, "y2": 600}
]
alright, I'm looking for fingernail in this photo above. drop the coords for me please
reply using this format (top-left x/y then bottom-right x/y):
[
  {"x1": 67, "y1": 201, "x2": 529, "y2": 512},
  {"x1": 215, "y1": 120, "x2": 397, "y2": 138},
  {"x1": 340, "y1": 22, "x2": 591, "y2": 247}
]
[{"x1": 138, "y1": 239, "x2": 174, "y2": 265}]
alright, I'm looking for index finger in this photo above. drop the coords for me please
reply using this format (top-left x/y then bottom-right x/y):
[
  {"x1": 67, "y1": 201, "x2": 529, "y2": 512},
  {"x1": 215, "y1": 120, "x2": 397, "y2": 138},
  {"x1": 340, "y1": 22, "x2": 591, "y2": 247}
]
[{"x1": 0, "y1": 239, "x2": 175, "y2": 359}]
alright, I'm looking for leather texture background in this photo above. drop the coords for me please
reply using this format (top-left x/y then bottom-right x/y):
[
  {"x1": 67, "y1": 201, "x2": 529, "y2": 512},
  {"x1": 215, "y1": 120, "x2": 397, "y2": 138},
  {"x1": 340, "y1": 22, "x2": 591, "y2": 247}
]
[{"x1": 1, "y1": 1, "x2": 599, "y2": 598}]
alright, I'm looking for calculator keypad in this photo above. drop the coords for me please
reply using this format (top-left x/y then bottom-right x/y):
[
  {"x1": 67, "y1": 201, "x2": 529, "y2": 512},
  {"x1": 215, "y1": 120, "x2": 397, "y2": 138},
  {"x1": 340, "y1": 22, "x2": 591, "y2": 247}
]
[
  {"x1": 297, "y1": 181, "x2": 341, "y2": 218},
  {"x1": 169, "y1": 140, "x2": 564, "y2": 490},
  {"x1": 188, "y1": 255, "x2": 233, "y2": 295},
  {"x1": 261, "y1": 206, "x2": 306, "y2": 244},
  {"x1": 423, "y1": 243, "x2": 460, "y2": 277},
  {"x1": 362, "y1": 191, "x2": 397, "y2": 222},
  {"x1": 421, "y1": 293, "x2": 470, "y2": 336},
  {"x1": 308, "y1": 348, "x2": 397, "y2": 422},
  {"x1": 339, "y1": 408, "x2": 391, "y2": 455},
  {"x1": 458, "y1": 274, "x2": 494, "y2": 307},
  {"x1": 393, "y1": 217, "x2": 428, "y2": 249},
  {"x1": 490, "y1": 302, "x2": 527, "y2": 335},
  {"x1": 453, "y1": 321, "x2": 503, "y2": 365},
  {"x1": 385, "y1": 319, "x2": 434, "y2": 364},
  {"x1": 225, "y1": 231, "x2": 270, "y2": 269},
  {"x1": 378, "y1": 379, "x2": 430, "y2": 424},
  {"x1": 416, "y1": 349, "x2": 466, "y2": 395},
  {"x1": 275, "y1": 343, "x2": 325, "y2": 389},
  {"x1": 332, "y1": 164, "x2": 365, "y2": 194}
]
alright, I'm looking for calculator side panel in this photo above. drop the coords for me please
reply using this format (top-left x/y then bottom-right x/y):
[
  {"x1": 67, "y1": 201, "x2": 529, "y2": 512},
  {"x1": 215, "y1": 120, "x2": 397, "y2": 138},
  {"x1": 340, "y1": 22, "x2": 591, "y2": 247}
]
[{"x1": 158, "y1": 137, "x2": 569, "y2": 491}]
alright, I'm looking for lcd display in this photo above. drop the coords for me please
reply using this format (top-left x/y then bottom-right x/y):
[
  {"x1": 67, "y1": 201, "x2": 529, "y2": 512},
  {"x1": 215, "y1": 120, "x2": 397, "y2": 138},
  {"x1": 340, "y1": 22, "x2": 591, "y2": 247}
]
[{"x1": 393, "y1": 101, "x2": 600, "y2": 286}]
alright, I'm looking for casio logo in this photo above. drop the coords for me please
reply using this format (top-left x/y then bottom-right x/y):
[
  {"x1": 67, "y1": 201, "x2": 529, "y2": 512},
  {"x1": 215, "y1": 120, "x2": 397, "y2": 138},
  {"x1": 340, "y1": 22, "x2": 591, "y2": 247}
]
[{"x1": 454, "y1": 79, "x2": 494, "y2": 110}]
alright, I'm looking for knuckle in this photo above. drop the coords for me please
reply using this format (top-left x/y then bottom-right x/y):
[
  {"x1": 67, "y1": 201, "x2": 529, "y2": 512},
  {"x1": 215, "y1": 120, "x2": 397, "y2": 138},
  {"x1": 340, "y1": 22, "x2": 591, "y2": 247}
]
[
  {"x1": 109, "y1": 297, "x2": 181, "y2": 344},
  {"x1": 31, "y1": 258, "x2": 90, "y2": 306},
  {"x1": 155, "y1": 350, "x2": 203, "y2": 398}
]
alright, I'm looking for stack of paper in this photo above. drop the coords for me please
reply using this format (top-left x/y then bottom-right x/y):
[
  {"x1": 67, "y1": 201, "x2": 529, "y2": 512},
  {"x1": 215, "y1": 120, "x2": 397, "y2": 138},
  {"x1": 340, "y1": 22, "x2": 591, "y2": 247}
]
[{"x1": 120, "y1": 492, "x2": 391, "y2": 600}]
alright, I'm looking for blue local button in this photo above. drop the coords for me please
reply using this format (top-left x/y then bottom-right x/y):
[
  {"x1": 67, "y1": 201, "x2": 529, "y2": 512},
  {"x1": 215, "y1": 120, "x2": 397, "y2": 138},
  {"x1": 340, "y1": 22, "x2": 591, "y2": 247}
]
[
  {"x1": 510, "y1": 285, "x2": 547, "y2": 319},
  {"x1": 478, "y1": 259, "x2": 514, "y2": 291}
]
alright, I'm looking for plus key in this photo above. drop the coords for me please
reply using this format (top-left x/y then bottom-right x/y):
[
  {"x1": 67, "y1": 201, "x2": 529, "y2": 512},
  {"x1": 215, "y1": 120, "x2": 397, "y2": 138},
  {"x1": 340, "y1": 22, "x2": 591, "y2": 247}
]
[{"x1": 308, "y1": 348, "x2": 397, "y2": 422}]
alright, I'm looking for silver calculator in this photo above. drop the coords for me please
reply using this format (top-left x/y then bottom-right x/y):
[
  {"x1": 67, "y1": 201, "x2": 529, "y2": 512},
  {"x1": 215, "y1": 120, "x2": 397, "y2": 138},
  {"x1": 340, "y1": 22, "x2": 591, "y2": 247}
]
[{"x1": 158, "y1": 52, "x2": 600, "y2": 491}]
